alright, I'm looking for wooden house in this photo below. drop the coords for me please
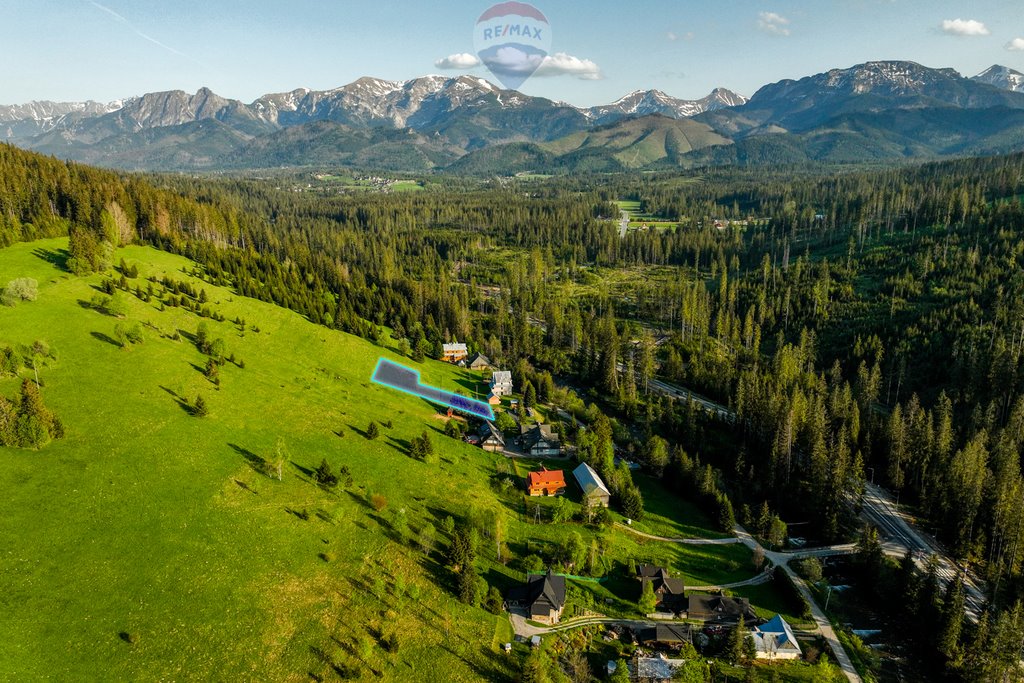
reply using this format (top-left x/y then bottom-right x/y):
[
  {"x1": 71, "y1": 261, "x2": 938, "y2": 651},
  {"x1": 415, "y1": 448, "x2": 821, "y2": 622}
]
[
  {"x1": 442, "y1": 342, "x2": 468, "y2": 363},
  {"x1": 520, "y1": 423, "x2": 561, "y2": 457},
  {"x1": 637, "y1": 564, "x2": 686, "y2": 613},
  {"x1": 527, "y1": 468, "x2": 566, "y2": 497},
  {"x1": 478, "y1": 421, "x2": 505, "y2": 452},
  {"x1": 572, "y1": 462, "x2": 610, "y2": 507},
  {"x1": 506, "y1": 570, "x2": 566, "y2": 624}
]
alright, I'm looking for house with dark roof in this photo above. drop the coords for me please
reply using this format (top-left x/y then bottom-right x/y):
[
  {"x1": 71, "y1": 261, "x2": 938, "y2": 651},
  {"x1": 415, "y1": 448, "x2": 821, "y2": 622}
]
[
  {"x1": 478, "y1": 421, "x2": 505, "y2": 452},
  {"x1": 750, "y1": 614, "x2": 802, "y2": 660},
  {"x1": 572, "y1": 462, "x2": 610, "y2": 507},
  {"x1": 527, "y1": 467, "x2": 566, "y2": 497},
  {"x1": 467, "y1": 353, "x2": 492, "y2": 370},
  {"x1": 635, "y1": 623, "x2": 693, "y2": 650},
  {"x1": 686, "y1": 594, "x2": 758, "y2": 625},
  {"x1": 520, "y1": 423, "x2": 562, "y2": 457},
  {"x1": 506, "y1": 570, "x2": 566, "y2": 624},
  {"x1": 637, "y1": 564, "x2": 686, "y2": 613}
]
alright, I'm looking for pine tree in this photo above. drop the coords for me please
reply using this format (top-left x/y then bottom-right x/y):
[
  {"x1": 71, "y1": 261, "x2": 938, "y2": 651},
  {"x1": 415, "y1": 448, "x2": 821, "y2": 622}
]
[
  {"x1": 638, "y1": 578, "x2": 657, "y2": 614},
  {"x1": 523, "y1": 380, "x2": 537, "y2": 408},
  {"x1": 727, "y1": 615, "x2": 747, "y2": 663},
  {"x1": 366, "y1": 421, "x2": 379, "y2": 439}
]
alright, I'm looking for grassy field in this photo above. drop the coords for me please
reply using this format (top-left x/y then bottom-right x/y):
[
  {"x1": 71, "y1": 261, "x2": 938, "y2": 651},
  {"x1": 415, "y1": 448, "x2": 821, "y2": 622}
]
[
  {"x1": 0, "y1": 237, "x2": 789, "y2": 681},
  {"x1": 615, "y1": 199, "x2": 682, "y2": 233},
  {"x1": 0, "y1": 239, "x2": 516, "y2": 681}
]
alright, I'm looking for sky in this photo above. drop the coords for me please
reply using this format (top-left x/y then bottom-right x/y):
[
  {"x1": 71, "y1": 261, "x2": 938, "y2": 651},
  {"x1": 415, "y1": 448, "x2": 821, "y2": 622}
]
[{"x1": 0, "y1": 0, "x2": 1022, "y2": 107}]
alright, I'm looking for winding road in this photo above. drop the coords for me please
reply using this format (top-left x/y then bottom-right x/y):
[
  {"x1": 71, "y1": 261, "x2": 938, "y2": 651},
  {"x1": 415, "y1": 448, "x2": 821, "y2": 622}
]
[{"x1": 513, "y1": 520, "x2": 863, "y2": 683}]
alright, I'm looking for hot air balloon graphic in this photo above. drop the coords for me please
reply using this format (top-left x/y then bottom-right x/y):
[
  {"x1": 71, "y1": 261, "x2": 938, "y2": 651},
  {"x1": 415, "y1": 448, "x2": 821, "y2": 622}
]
[{"x1": 473, "y1": 2, "x2": 551, "y2": 90}]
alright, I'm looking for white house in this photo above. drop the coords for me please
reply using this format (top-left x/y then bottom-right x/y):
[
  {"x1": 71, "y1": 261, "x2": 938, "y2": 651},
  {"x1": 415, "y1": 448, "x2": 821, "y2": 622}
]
[
  {"x1": 749, "y1": 615, "x2": 802, "y2": 660},
  {"x1": 490, "y1": 370, "x2": 513, "y2": 397}
]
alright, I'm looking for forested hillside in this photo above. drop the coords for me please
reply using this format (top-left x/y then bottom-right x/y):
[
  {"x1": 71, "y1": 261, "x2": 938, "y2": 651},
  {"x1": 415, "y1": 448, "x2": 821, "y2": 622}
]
[{"x1": 4, "y1": 142, "x2": 1024, "y2": 680}]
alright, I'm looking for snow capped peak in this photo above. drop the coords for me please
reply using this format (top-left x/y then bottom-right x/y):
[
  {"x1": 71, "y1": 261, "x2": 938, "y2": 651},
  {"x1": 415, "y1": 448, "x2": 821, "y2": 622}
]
[
  {"x1": 971, "y1": 64, "x2": 1024, "y2": 93},
  {"x1": 591, "y1": 87, "x2": 747, "y2": 120}
]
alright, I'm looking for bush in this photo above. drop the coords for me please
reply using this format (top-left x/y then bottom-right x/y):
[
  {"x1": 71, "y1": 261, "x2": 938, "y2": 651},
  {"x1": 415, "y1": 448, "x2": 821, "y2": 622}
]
[
  {"x1": 366, "y1": 422, "x2": 380, "y2": 439},
  {"x1": 796, "y1": 557, "x2": 823, "y2": 582},
  {"x1": 370, "y1": 493, "x2": 388, "y2": 511},
  {"x1": 1, "y1": 278, "x2": 38, "y2": 306}
]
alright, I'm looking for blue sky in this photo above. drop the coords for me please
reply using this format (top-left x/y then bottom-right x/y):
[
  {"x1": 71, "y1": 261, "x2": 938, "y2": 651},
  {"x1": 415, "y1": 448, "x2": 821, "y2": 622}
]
[{"x1": 1, "y1": 0, "x2": 1022, "y2": 106}]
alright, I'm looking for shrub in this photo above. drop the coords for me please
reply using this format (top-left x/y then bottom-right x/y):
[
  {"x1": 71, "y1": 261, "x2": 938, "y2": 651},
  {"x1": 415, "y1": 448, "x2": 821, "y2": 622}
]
[
  {"x1": 1, "y1": 278, "x2": 38, "y2": 306},
  {"x1": 370, "y1": 493, "x2": 388, "y2": 511},
  {"x1": 366, "y1": 422, "x2": 380, "y2": 439}
]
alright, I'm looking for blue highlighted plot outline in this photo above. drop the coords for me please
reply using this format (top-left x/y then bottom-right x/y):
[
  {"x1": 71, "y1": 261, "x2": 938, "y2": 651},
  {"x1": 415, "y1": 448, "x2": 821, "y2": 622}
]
[{"x1": 371, "y1": 357, "x2": 495, "y2": 421}]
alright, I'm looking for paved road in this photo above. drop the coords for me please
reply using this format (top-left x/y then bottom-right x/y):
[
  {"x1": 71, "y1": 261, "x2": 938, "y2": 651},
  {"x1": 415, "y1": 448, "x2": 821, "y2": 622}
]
[
  {"x1": 618, "y1": 210, "x2": 629, "y2": 238},
  {"x1": 510, "y1": 613, "x2": 666, "y2": 639},
  {"x1": 643, "y1": 372, "x2": 988, "y2": 621},
  {"x1": 646, "y1": 376, "x2": 734, "y2": 420},
  {"x1": 522, "y1": 518, "x2": 862, "y2": 682},
  {"x1": 861, "y1": 483, "x2": 987, "y2": 621},
  {"x1": 733, "y1": 526, "x2": 863, "y2": 683},
  {"x1": 615, "y1": 523, "x2": 741, "y2": 545}
]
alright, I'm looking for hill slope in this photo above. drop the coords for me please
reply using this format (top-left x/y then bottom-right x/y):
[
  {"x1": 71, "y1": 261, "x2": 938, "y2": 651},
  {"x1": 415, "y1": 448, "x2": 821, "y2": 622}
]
[
  {"x1": 453, "y1": 114, "x2": 732, "y2": 173},
  {"x1": 0, "y1": 237, "x2": 757, "y2": 680},
  {"x1": 0, "y1": 239, "x2": 517, "y2": 681}
]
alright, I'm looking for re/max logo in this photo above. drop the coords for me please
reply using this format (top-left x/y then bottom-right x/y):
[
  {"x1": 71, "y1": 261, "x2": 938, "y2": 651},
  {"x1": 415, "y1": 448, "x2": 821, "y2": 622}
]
[{"x1": 481, "y1": 24, "x2": 543, "y2": 41}]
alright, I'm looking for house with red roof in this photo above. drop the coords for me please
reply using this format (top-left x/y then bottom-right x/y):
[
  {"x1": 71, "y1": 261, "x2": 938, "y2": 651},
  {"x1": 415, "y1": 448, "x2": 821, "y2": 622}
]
[{"x1": 527, "y1": 467, "x2": 566, "y2": 497}]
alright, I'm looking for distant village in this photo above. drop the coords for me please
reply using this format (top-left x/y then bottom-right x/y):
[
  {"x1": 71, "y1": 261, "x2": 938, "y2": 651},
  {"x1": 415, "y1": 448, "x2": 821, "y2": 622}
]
[{"x1": 438, "y1": 341, "x2": 806, "y2": 682}]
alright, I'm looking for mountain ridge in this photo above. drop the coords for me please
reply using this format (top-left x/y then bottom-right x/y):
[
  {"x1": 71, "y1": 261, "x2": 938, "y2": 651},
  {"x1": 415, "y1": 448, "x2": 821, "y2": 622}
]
[{"x1": 5, "y1": 60, "x2": 1024, "y2": 172}]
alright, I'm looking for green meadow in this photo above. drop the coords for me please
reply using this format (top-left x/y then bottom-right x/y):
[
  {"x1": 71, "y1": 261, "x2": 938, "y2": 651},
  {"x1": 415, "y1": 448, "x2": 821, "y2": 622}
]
[{"x1": 0, "y1": 238, "x2": 775, "y2": 681}]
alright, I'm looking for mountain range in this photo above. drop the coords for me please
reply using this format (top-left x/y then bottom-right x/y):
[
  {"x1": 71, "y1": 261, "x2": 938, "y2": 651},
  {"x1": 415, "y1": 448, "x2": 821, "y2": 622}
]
[{"x1": 3, "y1": 62, "x2": 1024, "y2": 173}]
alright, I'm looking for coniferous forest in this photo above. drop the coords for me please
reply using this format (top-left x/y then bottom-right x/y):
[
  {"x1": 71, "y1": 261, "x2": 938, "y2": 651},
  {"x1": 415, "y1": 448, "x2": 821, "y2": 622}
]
[{"x1": 5, "y1": 141, "x2": 1024, "y2": 680}]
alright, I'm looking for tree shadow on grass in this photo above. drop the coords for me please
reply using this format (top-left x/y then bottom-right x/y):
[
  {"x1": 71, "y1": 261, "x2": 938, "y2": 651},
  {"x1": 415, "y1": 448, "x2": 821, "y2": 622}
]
[
  {"x1": 285, "y1": 507, "x2": 311, "y2": 521},
  {"x1": 159, "y1": 385, "x2": 195, "y2": 415},
  {"x1": 346, "y1": 423, "x2": 370, "y2": 439},
  {"x1": 233, "y1": 479, "x2": 258, "y2": 495},
  {"x1": 345, "y1": 489, "x2": 372, "y2": 510},
  {"x1": 32, "y1": 247, "x2": 69, "y2": 271},
  {"x1": 385, "y1": 435, "x2": 413, "y2": 457},
  {"x1": 78, "y1": 300, "x2": 119, "y2": 317},
  {"x1": 329, "y1": 636, "x2": 383, "y2": 677},
  {"x1": 90, "y1": 331, "x2": 122, "y2": 348},
  {"x1": 368, "y1": 513, "x2": 403, "y2": 543},
  {"x1": 438, "y1": 641, "x2": 508, "y2": 682},
  {"x1": 291, "y1": 460, "x2": 314, "y2": 479},
  {"x1": 228, "y1": 443, "x2": 270, "y2": 477}
]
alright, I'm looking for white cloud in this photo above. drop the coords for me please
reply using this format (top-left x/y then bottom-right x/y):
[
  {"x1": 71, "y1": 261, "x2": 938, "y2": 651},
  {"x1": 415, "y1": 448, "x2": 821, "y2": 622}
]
[
  {"x1": 667, "y1": 31, "x2": 678, "y2": 41},
  {"x1": 434, "y1": 53, "x2": 482, "y2": 70},
  {"x1": 534, "y1": 52, "x2": 603, "y2": 80},
  {"x1": 1006, "y1": 37, "x2": 1024, "y2": 51},
  {"x1": 940, "y1": 18, "x2": 990, "y2": 36},
  {"x1": 757, "y1": 12, "x2": 791, "y2": 36}
]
